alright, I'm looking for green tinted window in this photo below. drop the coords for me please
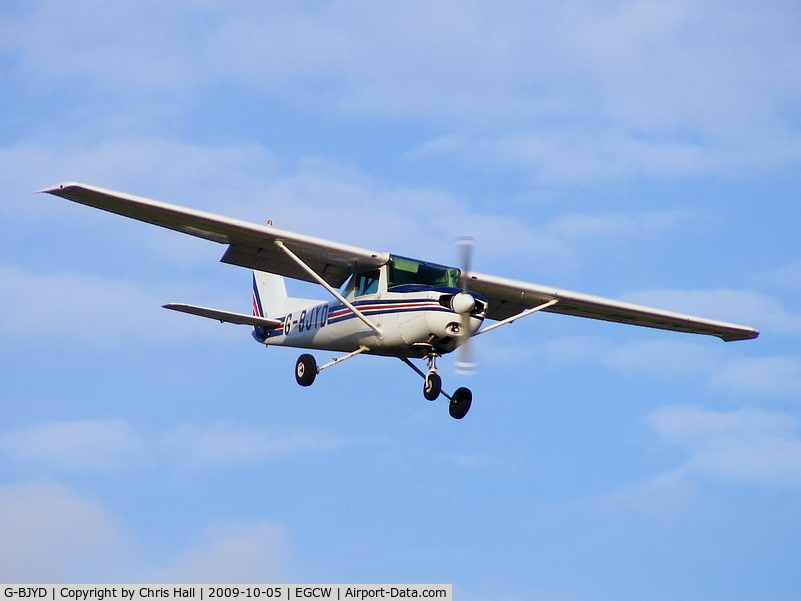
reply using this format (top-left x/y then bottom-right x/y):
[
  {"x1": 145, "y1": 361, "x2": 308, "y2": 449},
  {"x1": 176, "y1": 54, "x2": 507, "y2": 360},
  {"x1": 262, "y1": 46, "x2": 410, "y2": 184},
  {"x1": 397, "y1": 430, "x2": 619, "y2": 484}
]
[{"x1": 388, "y1": 256, "x2": 459, "y2": 288}]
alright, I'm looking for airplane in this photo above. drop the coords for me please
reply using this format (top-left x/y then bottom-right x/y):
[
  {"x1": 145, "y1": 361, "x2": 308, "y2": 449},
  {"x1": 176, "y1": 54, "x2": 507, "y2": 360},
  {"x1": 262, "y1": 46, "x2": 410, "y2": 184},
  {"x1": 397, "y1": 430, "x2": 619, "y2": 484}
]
[{"x1": 41, "y1": 182, "x2": 759, "y2": 419}]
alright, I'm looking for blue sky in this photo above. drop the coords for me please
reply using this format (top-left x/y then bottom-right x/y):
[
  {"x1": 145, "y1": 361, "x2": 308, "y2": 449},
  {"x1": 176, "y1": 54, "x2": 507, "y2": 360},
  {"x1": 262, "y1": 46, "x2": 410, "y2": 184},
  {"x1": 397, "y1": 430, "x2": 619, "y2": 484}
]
[{"x1": 1, "y1": 0, "x2": 801, "y2": 598}]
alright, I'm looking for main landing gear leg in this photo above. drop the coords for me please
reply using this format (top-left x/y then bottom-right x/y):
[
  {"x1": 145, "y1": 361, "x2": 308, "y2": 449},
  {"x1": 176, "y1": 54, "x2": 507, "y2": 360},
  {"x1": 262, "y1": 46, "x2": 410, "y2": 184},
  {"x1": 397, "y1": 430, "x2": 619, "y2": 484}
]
[
  {"x1": 294, "y1": 346, "x2": 370, "y2": 387},
  {"x1": 400, "y1": 357, "x2": 473, "y2": 419}
]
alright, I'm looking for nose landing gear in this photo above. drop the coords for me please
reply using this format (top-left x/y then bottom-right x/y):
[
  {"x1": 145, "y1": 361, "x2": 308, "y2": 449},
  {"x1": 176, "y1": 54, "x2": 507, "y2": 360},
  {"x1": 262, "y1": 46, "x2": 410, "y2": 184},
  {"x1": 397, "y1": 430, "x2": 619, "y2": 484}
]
[
  {"x1": 423, "y1": 372, "x2": 442, "y2": 401},
  {"x1": 423, "y1": 354, "x2": 442, "y2": 401},
  {"x1": 401, "y1": 355, "x2": 473, "y2": 419}
]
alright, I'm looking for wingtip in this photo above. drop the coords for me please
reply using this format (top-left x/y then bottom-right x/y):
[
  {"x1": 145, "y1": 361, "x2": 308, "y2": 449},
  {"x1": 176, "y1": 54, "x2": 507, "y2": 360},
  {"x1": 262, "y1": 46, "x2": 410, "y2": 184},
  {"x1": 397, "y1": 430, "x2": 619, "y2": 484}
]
[
  {"x1": 36, "y1": 182, "x2": 82, "y2": 195},
  {"x1": 35, "y1": 184, "x2": 59, "y2": 195},
  {"x1": 722, "y1": 328, "x2": 760, "y2": 342}
]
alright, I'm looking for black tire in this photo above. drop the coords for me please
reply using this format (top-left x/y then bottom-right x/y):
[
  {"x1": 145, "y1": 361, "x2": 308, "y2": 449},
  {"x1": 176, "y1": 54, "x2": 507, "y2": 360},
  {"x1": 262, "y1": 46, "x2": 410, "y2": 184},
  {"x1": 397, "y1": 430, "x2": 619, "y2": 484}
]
[
  {"x1": 423, "y1": 372, "x2": 442, "y2": 401},
  {"x1": 295, "y1": 354, "x2": 317, "y2": 386},
  {"x1": 449, "y1": 387, "x2": 472, "y2": 419}
]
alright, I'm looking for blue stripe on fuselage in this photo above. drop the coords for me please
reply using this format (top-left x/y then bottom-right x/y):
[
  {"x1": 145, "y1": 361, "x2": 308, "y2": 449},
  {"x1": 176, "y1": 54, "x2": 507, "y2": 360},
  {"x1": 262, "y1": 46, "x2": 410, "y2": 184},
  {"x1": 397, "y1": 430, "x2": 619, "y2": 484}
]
[{"x1": 326, "y1": 297, "x2": 450, "y2": 325}]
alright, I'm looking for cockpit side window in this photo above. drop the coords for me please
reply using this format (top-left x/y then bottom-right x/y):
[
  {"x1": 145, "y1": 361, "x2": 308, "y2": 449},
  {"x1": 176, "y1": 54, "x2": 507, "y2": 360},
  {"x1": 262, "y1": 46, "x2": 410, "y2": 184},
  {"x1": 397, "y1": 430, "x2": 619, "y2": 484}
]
[{"x1": 354, "y1": 269, "x2": 380, "y2": 296}]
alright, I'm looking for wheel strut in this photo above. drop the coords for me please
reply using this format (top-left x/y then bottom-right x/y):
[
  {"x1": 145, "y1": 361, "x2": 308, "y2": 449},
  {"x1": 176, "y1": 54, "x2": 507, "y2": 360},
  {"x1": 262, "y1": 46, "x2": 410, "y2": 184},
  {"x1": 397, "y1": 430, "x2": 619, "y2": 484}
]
[
  {"x1": 295, "y1": 346, "x2": 369, "y2": 387},
  {"x1": 399, "y1": 357, "x2": 473, "y2": 419}
]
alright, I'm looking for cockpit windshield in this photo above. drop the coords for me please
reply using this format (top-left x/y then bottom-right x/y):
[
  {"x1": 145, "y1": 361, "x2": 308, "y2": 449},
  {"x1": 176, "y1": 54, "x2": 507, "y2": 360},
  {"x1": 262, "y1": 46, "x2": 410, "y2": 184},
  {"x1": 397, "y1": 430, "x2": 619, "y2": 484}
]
[{"x1": 387, "y1": 255, "x2": 460, "y2": 289}]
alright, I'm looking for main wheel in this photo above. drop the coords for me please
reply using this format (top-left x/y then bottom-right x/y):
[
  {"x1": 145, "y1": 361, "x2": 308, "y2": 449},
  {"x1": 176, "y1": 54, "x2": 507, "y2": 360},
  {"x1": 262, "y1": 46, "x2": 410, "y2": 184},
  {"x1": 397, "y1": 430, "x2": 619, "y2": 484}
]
[
  {"x1": 449, "y1": 387, "x2": 472, "y2": 419},
  {"x1": 423, "y1": 372, "x2": 442, "y2": 401},
  {"x1": 295, "y1": 354, "x2": 317, "y2": 386}
]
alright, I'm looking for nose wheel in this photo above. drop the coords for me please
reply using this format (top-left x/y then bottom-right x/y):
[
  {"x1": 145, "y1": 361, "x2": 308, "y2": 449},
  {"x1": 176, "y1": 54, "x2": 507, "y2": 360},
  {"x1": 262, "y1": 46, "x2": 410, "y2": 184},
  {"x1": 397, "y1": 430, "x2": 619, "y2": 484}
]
[
  {"x1": 401, "y1": 356, "x2": 473, "y2": 419},
  {"x1": 423, "y1": 372, "x2": 442, "y2": 401}
]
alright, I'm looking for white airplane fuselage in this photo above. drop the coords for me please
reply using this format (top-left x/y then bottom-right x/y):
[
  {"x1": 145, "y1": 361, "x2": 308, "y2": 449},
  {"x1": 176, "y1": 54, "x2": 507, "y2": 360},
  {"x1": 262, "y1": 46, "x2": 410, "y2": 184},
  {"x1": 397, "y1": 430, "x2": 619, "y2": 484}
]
[{"x1": 253, "y1": 288, "x2": 485, "y2": 358}]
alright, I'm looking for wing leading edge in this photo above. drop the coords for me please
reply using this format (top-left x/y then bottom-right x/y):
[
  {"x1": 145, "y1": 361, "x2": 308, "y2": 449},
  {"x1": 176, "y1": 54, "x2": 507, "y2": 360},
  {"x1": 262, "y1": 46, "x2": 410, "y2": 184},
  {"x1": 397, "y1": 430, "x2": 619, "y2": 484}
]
[
  {"x1": 467, "y1": 272, "x2": 759, "y2": 342},
  {"x1": 41, "y1": 182, "x2": 388, "y2": 287}
]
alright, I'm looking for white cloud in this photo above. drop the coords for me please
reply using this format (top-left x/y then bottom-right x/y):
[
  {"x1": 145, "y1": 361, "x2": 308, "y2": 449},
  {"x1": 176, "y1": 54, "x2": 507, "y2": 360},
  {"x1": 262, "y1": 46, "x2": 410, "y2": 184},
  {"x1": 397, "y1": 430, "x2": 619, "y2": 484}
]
[
  {"x1": 649, "y1": 405, "x2": 793, "y2": 446},
  {"x1": 545, "y1": 208, "x2": 694, "y2": 242},
  {"x1": 439, "y1": 452, "x2": 498, "y2": 470},
  {"x1": 647, "y1": 405, "x2": 801, "y2": 487},
  {"x1": 0, "y1": 265, "x2": 240, "y2": 347},
  {"x1": 0, "y1": 479, "x2": 292, "y2": 583},
  {"x1": 0, "y1": 480, "x2": 136, "y2": 582},
  {"x1": 0, "y1": 131, "x2": 704, "y2": 307},
  {"x1": 538, "y1": 335, "x2": 728, "y2": 379},
  {"x1": 600, "y1": 338, "x2": 730, "y2": 379},
  {"x1": 163, "y1": 422, "x2": 368, "y2": 470},
  {"x1": 570, "y1": 1, "x2": 801, "y2": 134},
  {"x1": 0, "y1": 137, "x2": 276, "y2": 221},
  {"x1": 537, "y1": 332, "x2": 801, "y2": 399},
  {"x1": 0, "y1": 136, "x2": 527, "y2": 266},
  {"x1": 708, "y1": 356, "x2": 801, "y2": 397},
  {"x1": 0, "y1": 129, "x2": 740, "y2": 293},
  {"x1": 595, "y1": 469, "x2": 695, "y2": 518},
  {"x1": 594, "y1": 405, "x2": 801, "y2": 517},
  {"x1": 0, "y1": 1, "x2": 221, "y2": 94},
  {"x1": 458, "y1": 130, "x2": 710, "y2": 182},
  {"x1": 144, "y1": 520, "x2": 290, "y2": 584},
  {"x1": 465, "y1": 128, "x2": 800, "y2": 182},
  {"x1": 0, "y1": 420, "x2": 146, "y2": 472},
  {"x1": 758, "y1": 259, "x2": 801, "y2": 292},
  {"x1": 253, "y1": 156, "x2": 699, "y2": 266},
  {"x1": 4, "y1": 0, "x2": 800, "y2": 181},
  {"x1": 0, "y1": 419, "x2": 375, "y2": 473}
]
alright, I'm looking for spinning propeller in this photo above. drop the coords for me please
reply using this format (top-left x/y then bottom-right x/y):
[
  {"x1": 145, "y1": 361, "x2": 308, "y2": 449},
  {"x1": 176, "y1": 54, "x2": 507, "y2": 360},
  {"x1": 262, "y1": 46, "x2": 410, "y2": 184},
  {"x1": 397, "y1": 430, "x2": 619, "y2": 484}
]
[{"x1": 454, "y1": 235, "x2": 478, "y2": 375}]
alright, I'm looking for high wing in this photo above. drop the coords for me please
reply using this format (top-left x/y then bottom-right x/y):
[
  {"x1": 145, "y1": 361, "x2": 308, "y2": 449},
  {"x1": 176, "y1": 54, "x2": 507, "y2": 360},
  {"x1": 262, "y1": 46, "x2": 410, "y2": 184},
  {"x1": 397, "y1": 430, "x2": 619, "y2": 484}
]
[
  {"x1": 41, "y1": 182, "x2": 388, "y2": 287},
  {"x1": 163, "y1": 303, "x2": 282, "y2": 329},
  {"x1": 467, "y1": 272, "x2": 759, "y2": 342},
  {"x1": 42, "y1": 182, "x2": 759, "y2": 342}
]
